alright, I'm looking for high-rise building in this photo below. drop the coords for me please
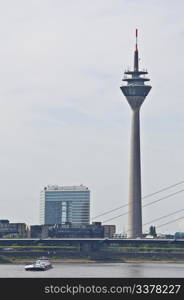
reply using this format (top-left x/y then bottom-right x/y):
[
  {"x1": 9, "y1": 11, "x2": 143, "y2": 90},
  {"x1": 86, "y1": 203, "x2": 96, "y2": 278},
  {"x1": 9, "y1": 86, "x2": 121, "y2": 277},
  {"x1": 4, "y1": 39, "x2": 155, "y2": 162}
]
[
  {"x1": 40, "y1": 185, "x2": 90, "y2": 225},
  {"x1": 120, "y1": 29, "x2": 152, "y2": 238}
]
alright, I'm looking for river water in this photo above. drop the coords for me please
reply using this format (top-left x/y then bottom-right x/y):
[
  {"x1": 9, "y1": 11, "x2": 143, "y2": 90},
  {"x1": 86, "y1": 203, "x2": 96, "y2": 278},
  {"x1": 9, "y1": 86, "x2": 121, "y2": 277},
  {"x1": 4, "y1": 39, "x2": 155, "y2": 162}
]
[{"x1": 0, "y1": 262, "x2": 184, "y2": 277}]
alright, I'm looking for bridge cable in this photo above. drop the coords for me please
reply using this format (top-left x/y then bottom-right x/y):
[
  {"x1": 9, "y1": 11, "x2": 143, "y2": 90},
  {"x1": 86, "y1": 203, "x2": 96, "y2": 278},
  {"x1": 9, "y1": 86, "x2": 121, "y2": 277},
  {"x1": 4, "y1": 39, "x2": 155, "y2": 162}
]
[
  {"x1": 143, "y1": 208, "x2": 184, "y2": 227},
  {"x1": 102, "y1": 189, "x2": 184, "y2": 223},
  {"x1": 156, "y1": 215, "x2": 184, "y2": 229},
  {"x1": 92, "y1": 180, "x2": 184, "y2": 220}
]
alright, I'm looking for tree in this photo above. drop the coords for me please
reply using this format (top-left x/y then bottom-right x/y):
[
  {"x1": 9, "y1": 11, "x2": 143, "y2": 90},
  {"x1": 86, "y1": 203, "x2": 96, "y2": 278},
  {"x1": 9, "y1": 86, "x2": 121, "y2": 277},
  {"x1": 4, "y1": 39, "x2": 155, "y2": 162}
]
[{"x1": 149, "y1": 226, "x2": 157, "y2": 237}]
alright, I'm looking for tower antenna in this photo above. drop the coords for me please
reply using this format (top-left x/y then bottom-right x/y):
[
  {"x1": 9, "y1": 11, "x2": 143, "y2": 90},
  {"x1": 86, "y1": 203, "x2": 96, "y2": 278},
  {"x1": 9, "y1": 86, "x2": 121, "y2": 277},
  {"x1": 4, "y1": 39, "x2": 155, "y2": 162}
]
[
  {"x1": 134, "y1": 28, "x2": 139, "y2": 71},
  {"x1": 135, "y1": 28, "x2": 138, "y2": 51}
]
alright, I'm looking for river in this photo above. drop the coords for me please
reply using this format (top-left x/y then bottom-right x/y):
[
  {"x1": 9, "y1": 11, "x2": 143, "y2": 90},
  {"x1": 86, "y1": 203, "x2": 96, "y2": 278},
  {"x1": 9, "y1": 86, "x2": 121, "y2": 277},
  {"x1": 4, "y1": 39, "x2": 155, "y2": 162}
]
[{"x1": 0, "y1": 262, "x2": 184, "y2": 277}]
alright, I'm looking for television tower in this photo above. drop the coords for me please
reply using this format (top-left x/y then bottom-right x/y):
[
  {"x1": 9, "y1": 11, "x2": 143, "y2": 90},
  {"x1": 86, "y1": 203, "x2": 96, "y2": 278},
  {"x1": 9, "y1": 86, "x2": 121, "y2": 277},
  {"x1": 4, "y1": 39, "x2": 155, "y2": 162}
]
[{"x1": 120, "y1": 29, "x2": 152, "y2": 238}]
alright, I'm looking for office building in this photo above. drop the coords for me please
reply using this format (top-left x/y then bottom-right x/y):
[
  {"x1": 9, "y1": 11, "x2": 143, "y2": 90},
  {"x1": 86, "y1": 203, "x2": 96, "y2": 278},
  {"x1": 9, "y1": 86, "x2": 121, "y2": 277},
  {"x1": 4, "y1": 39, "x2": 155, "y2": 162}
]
[{"x1": 40, "y1": 185, "x2": 90, "y2": 225}]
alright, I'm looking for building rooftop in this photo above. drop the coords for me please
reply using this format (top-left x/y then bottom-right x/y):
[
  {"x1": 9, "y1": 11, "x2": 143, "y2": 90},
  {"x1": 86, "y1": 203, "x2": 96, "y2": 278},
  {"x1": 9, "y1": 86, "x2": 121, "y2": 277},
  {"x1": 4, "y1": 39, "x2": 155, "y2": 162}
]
[{"x1": 44, "y1": 184, "x2": 89, "y2": 191}]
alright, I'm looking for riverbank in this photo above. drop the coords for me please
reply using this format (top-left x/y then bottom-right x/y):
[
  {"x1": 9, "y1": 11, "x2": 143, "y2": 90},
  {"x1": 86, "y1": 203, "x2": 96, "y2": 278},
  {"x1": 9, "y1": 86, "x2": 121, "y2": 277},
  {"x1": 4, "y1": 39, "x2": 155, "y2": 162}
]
[{"x1": 2, "y1": 238, "x2": 184, "y2": 264}]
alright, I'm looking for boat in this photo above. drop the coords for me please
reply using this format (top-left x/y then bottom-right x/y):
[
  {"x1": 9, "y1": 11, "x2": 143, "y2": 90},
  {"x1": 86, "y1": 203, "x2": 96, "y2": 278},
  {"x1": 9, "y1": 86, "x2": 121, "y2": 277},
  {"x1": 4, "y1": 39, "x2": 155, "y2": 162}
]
[{"x1": 25, "y1": 257, "x2": 52, "y2": 271}]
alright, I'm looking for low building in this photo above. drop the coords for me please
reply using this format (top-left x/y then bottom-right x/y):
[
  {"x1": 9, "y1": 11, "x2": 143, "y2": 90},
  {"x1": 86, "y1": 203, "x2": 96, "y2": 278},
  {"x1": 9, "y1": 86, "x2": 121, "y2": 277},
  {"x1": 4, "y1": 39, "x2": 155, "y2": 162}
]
[
  {"x1": 103, "y1": 224, "x2": 116, "y2": 238},
  {"x1": 0, "y1": 219, "x2": 116, "y2": 239},
  {"x1": 48, "y1": 222, "x2": 116, "y2": 238},
  {"x1": 175, "y1": 232, "x2": 184, "y2": 239},
  {"x1": 0, "y1": 220, "x2": 27, "y2": 238},
  {"x1": 29, "y1": 225, "x2": 50, "y2": 239}
]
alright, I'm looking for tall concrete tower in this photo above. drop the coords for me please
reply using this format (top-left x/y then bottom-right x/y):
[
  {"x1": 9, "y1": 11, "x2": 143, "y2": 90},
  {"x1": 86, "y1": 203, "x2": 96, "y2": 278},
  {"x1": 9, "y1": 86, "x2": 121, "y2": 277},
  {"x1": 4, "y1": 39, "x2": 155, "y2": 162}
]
[{"x1": 120, "y1": 29, "x2": 152, "y2": 238}]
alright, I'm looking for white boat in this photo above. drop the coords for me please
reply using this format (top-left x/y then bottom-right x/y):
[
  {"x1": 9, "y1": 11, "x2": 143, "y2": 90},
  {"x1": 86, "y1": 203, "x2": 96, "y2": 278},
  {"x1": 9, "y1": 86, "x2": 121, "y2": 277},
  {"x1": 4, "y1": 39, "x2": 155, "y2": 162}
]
[{"x1": 25, "y1": 257, "x2": 52, "y2": 271}]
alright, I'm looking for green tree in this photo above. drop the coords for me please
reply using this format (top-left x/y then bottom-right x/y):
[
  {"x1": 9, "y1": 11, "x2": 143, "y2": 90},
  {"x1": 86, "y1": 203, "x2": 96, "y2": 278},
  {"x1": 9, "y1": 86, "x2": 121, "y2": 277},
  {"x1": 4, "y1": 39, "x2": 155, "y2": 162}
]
[{"x1": 149, "y1": 226, "x2": 157, "y2": 237}]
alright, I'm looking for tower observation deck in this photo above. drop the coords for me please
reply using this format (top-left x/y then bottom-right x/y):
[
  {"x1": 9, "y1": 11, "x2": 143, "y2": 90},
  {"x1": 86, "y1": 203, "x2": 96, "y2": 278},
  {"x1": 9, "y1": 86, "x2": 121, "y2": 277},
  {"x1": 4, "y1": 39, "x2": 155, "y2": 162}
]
[{"x1": 120, "y1": 29, "x2": 152, "y2": 238}]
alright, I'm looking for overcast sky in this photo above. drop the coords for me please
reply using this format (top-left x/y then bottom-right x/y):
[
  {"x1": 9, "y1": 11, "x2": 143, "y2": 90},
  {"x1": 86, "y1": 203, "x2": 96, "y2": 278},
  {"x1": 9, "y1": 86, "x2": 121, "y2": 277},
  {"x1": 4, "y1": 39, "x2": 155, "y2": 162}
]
[{"x1": 0, "y1": 0, "x2": 184, "y2": 234}]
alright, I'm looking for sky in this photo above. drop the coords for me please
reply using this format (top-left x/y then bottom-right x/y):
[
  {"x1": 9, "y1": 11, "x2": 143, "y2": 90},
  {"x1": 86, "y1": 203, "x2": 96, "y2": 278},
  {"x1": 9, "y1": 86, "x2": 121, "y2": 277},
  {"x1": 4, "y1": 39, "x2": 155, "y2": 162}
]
[{"x1": 0, "y1": 0, "x2": 184, "y2": 234}]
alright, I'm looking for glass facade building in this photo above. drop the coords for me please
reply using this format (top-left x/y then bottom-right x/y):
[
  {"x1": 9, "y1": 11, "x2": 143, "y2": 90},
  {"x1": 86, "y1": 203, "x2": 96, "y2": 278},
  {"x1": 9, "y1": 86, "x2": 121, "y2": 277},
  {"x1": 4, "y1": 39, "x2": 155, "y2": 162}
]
[{"x1": 40, "y1": 185, "x2": 90, "y2": 225}]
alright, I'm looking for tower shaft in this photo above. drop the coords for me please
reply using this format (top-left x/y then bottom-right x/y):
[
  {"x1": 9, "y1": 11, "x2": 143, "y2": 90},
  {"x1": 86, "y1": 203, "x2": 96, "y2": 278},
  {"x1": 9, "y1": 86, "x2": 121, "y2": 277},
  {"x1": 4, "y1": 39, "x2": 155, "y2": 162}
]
[
  {"x1": 120, "y1": 29, "x2": 151, "y2": 238},
  {"x1": 128, "y1": 108, "x2": 142, "y2": 238}
]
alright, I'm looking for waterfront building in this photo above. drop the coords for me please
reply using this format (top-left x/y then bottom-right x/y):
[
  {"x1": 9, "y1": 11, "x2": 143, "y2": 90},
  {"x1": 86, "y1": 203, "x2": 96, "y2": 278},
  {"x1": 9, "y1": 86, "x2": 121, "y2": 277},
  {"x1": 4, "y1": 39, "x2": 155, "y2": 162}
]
[
  {"x1": 29, "y1": 225, "x2": 50, "y2": 239},
  {"x1": 175, "y1": 232, "x2": 184, "y2": 239},
  {"x1": 48, "y1": 222, "x2": 116, "y2": 238},
  {"x1": 40, "y1": 185, "x2": 90, "y2": 225},
  {"x1": 30, "y1": 222, "x2": 115, "y2": 239},
  {"x1": 0, "y1": 220, "x2": 27, "y2": 238}
]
